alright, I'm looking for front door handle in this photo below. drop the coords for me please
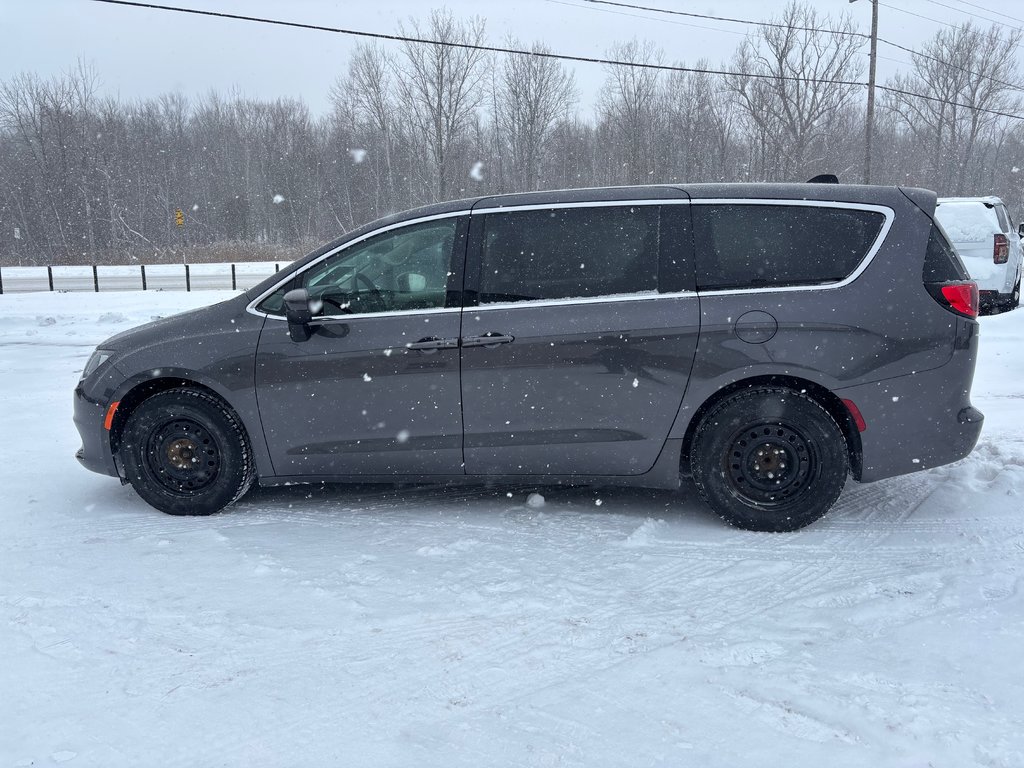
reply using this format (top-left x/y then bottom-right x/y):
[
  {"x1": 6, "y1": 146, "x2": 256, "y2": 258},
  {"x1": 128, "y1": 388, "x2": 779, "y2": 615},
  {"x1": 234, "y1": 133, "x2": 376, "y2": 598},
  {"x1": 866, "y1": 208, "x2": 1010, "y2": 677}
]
[
  {"x1": 406, "y1": 336, "x2": 459, "y2": 353},
  {"x1": 462, "y1": 332, "x2": 515, "y2": 348}
]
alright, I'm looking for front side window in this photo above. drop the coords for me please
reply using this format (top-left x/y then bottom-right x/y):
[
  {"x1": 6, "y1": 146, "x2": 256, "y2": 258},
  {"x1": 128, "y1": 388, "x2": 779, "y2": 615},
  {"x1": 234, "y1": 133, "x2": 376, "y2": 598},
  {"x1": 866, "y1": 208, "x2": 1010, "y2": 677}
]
[
  {"x1": 477, "y1": 205, "x2": 659, "y2": 303},
  {"x1": 259, "y1": 217, "x2": 459, "y2": 316},
  {"x1": 693, "y1": 204, "x2": 886, "y2": 291}
]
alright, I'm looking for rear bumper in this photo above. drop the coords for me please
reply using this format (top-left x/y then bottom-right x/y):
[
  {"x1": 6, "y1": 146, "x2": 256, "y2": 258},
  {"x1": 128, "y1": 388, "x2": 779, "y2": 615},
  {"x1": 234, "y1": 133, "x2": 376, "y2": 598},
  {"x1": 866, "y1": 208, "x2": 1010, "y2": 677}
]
[
  {"x1": 979, "y1": 289, "x2": 1015, "y2": 310},
  {"x1": 837, "y1": 320, "x2": 982, "y2": 482}
]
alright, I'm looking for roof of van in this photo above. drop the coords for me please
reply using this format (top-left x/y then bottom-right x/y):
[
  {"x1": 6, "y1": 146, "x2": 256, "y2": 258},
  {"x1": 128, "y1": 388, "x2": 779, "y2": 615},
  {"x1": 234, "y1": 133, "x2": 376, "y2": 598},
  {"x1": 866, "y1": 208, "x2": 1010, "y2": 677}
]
[
  {"x1": 305, "y1": 182, "x2": 931, "y2": 261},
  {"x1": 386, "y1": 183, "x2": 930, "y2": 217},
  {"x1": 937, "y1": 196, "x2": 1004, "y2": 207}
]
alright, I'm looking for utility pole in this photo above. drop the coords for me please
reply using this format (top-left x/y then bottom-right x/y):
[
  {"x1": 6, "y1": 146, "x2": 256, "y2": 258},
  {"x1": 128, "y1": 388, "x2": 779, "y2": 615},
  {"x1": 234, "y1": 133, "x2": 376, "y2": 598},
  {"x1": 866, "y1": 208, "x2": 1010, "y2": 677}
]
[{"x1": 851, "y1": 0, "x2": 879, "y2": 184}]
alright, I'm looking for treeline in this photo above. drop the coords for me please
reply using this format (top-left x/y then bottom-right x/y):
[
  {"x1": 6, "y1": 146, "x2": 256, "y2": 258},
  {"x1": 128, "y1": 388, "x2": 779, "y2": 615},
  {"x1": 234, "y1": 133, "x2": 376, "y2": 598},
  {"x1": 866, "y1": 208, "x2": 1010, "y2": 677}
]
[{"x1": 1, "y1": 2, "x2": 1022, "y2": 266}]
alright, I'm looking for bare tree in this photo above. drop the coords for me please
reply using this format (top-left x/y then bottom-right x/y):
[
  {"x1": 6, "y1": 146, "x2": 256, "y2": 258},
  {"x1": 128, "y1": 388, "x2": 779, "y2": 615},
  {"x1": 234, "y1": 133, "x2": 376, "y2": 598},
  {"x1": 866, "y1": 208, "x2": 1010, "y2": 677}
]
[
  {"x1": 333, "y1": 43, "x2": 401, "y2": 213},
  {"x1": 884, "y1": 22, "x2": 1023, "y2": 192},
  {"x1": 9, "y1": 8, "x2": 1024, "y2": 267},
  {"x1": 727, "y1": 1, "x2": 863, "y2": 181},
  {"x1": 495, "y1": 40, "x2": 576, "y2": 191},
  {"x1": 661, "y1": 65, "x2": 737, "y2": 182},
  {"x1": 597, "y1": 39, "x2": 663, "y2": 185},
  {"x1": 394, "y1": 9, "x2": 488, "y2": 201}
]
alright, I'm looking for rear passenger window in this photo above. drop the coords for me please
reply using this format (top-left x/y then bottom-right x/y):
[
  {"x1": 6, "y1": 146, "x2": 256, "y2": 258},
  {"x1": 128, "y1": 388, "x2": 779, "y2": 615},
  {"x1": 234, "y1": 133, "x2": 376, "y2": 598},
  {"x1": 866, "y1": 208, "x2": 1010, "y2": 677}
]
[
  {"x1": 478, "y1": 206, "x2": 659, "y2": 303},
  {"x1": 693, "y1": 204, "x2": 886, "y2": 290}
]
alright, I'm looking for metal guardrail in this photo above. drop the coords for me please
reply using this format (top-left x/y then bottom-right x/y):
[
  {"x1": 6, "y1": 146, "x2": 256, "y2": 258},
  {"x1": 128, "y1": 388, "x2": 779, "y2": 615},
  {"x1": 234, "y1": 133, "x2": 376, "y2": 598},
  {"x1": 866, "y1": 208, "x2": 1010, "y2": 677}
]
[{"x1": 0, "y1": 262, "x2": 287, "y2": 294}]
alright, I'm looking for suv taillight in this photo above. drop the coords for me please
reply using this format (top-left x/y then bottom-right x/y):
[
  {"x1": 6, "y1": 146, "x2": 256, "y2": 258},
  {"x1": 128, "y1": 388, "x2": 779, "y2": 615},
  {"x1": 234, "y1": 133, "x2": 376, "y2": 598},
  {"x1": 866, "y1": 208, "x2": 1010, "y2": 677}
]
[
  {"x1": 994, "y1": 234, "x2": 1009, "y2": 264},
  {"x1": 926, "y1": 281, "x2": 979, "y2": 319}
]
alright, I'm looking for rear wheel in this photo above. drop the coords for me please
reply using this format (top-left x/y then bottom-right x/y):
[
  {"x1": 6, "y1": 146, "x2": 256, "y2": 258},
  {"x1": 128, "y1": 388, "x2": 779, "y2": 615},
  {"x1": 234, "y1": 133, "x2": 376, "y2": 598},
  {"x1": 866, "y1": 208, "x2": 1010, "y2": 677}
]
[
  {"x1": 119, "y1": 388, "x2": 255, "y2": 515},
  {"x1": 1003, "y1": 273, "x2": 1021, "y2": 312},
  {"x1": 690, "y1": 387, "x2": 848, "y2": 532}
]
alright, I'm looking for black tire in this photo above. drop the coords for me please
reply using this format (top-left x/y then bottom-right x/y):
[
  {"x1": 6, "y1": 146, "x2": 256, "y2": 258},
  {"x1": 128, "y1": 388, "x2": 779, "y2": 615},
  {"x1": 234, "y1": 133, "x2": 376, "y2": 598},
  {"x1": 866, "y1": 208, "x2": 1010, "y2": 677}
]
[
  {"x1": 690, "y1": 387, "x2": 849, "y2": 532},
  {"x1": 1004, "y1": 274, "x2": 1021, "y2": 312},
  {"x1": 119, "y1": 388, "x2": 256, "y2": 515}
]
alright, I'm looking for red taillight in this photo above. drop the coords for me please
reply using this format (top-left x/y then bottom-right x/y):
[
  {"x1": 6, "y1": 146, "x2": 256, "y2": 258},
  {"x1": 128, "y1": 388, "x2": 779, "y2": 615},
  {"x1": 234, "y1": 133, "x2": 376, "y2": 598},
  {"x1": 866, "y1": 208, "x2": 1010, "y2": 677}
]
[
  {"x1": 841, "y1": 399, "x2": 867, "y2": 432},
  {"x1": 940, "y1": 283, "x2": 979, "y2": 318},
  {"x1": 994, "y1": 234, "x2": 1009, "y2": 264}
]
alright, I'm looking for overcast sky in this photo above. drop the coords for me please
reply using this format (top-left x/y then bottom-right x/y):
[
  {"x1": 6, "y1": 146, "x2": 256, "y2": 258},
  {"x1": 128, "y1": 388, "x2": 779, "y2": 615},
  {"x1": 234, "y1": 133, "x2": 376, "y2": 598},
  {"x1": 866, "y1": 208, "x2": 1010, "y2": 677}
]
[{"x1": 2, "y1": 0, "x2": 1023, "y2": 115}]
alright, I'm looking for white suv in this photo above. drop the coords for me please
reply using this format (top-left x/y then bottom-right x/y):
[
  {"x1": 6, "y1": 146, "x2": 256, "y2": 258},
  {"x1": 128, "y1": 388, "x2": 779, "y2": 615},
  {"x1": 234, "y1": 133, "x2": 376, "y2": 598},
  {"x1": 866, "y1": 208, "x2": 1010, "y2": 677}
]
[{"x1": 935, "y1": 196, "x2": 1022, "y2": 313}]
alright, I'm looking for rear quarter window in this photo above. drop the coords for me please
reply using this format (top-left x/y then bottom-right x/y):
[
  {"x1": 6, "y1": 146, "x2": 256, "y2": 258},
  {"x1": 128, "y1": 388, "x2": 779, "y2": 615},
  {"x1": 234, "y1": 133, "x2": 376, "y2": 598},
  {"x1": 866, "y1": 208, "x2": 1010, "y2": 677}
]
[
  {"x1": 693, "y1": 203, "x2": 886, "y2": 291},
  {"x1": 924, "y1": 223, "x2": 970, "y2": 282}
]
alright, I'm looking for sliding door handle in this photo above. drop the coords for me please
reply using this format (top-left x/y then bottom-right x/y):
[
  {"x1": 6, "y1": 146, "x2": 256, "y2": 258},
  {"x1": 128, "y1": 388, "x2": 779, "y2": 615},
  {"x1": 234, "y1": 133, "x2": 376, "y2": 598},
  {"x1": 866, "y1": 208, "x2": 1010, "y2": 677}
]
[
  {"x1": 462, "y1": 332, "x2": 515, "y2": 348},
  {"x1": 406, "y1": 336, "x2": 459, "y2": 353}
]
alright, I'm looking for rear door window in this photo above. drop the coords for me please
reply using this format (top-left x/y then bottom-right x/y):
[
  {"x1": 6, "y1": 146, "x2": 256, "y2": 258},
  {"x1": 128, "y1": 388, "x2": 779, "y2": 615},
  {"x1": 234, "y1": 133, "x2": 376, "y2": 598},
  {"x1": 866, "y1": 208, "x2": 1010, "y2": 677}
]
[
  {"x1": 692, "y1": 203, "x2": 886, "y2": 290},
  {"x1": 476, "y1": 205, "x2": 659, "y2": 303}
]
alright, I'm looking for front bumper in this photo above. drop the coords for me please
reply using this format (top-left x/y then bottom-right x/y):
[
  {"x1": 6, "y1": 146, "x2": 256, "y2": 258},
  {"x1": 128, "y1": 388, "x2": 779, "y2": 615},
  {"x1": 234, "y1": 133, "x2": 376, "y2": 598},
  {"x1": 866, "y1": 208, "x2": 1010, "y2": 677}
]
[{"x1": 73, "y1": 380, "x2": 120, "y2": 478}]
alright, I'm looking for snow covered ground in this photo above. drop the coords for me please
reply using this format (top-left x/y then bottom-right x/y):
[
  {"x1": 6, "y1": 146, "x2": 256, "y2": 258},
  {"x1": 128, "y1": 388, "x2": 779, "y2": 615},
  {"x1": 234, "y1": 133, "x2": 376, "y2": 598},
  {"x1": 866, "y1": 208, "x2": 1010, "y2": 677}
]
[{"x1": 1, "y1": 290, "x2": 1022, "y2": 767}]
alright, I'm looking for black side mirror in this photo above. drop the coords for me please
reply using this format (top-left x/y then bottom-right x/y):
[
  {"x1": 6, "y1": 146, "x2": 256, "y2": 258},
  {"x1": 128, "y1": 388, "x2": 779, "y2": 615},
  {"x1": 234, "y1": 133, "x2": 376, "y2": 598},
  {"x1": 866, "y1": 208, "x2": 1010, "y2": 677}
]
[
  {"x1": 284, "y1": 288, "x2": 314, "y2": 342},
  {"x1": 1017, "y1": 222, "x2": 1023, "y2": 238}
]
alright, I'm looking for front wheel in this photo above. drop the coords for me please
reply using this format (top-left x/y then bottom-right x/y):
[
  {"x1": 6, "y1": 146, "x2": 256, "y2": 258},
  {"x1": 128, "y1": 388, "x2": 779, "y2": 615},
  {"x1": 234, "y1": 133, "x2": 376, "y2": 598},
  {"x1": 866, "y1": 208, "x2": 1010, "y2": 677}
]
[
  {"x1": 119, "y1": 388, "x2": 255, "y2": 515},
  {"x1": 690, "y1": 387, "x2": 849, "y2": 532}
]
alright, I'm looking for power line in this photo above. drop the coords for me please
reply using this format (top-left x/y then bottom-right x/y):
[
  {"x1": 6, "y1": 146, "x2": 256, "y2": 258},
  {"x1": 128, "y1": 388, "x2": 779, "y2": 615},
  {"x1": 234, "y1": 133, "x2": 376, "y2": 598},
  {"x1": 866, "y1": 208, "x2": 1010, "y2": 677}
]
[
  {"x1": 920, "y1": 0, "x2": 1020, "y2": 32},
  {"x1": 89, "y1": 0, "x2": 1024, "y2": 123},
  {"x1": 87, "y1": 0, "x2": 866, "y2": 86},
  {"x1": 581, "y1": 0, "x2": 870, "y2": 40},
  {"x1": 879, "y1": 83, "x2": 1023, "y2": 121},
  {"x1": 877, "y1": 2, "x2": 963, "y2": 30},
  {"x1": 575, "y1": 0, "x2": 1024, "y2": 96},
  {"x1": 945, "y1": 0, "x2": 1024, "y2": 26},
  {"x1": 549, "y1": 0, "x2": 746, "y2": 39},
  {"x1": 876, "y1": 33, "x2": 1024, "y2": 95}
]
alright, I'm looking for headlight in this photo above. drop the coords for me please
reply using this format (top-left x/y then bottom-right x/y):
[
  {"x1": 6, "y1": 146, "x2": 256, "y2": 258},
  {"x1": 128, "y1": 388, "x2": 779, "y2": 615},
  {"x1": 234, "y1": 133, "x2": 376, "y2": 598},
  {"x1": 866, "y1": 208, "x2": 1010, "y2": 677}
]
[{"x1": 82, "y1": 349, "x2": 114, "y2": 380}]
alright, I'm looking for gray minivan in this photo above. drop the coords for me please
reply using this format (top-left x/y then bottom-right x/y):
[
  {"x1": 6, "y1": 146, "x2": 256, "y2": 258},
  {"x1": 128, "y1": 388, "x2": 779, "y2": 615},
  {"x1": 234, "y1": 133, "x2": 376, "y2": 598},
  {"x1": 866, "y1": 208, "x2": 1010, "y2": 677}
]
[{"x1": 74, "y1": 183, "x2": 983, "y2": 531}]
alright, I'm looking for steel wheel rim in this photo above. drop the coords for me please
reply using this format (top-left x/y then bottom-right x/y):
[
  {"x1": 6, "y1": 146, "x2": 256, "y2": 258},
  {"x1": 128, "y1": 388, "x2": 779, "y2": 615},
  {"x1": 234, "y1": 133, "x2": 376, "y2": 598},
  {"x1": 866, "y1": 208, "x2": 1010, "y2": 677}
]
[
  {"x1": 144, "y1": 417, "x2": 221, "y2": 494},
  {"x1": 724, "y1": 422, "x2": 816, "y2": 506}
]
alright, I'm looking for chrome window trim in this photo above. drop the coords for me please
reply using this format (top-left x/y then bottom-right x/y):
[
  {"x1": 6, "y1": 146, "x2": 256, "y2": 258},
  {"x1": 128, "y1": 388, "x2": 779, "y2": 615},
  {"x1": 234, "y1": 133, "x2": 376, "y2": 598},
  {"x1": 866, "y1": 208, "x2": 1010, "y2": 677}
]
[
  {"x1": 472, "y1": 198, "x2": 689, "y2": 215},
  {"x1": 290, "y1": 307, "x2": 460, "y2": 323},
  {"x1": 688, "y1": 199, "x2": 895, "y2": 297},
  {"x1": 246, "y1": 210, "x2": 469, "y2": 320},
  {"x1": 471, "y1": 290, "x2": 696, "y2": 313},
  {"x1": 250, "y1": 196, "x2": 896, "y2": 319}
]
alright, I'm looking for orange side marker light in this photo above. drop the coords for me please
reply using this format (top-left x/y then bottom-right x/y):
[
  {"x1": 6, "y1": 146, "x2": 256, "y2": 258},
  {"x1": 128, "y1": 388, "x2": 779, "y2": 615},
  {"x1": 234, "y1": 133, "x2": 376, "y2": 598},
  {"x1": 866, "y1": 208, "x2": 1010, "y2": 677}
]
[{"x1": 104, "y1": 401, "x2": 120, "y2": 431}]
